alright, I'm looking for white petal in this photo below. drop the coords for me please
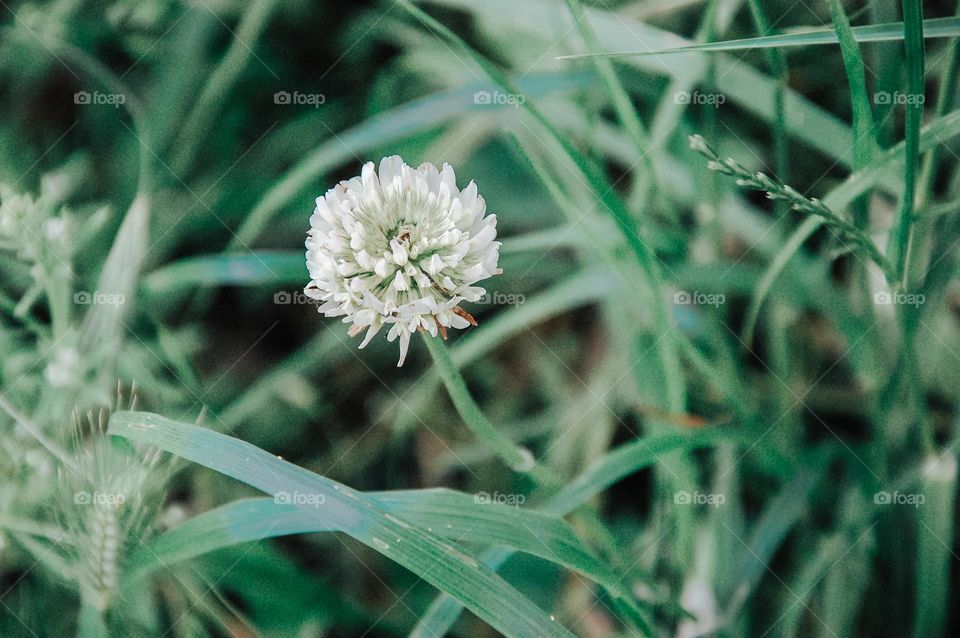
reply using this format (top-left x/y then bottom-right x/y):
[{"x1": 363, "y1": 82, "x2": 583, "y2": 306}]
[
  {"x1": 358, "y1": 322, "x2": 382, "y2": 349},
  {"x1": 360, "y1": 161, "x2": 378, "y2": 190},
  {"x1": 425, "y1": 254, "x2": 444, "y2": 275},
  {"x1": 386, "y1": 323, "x2": 400, "y2": 342},
  {"x1": 390, "y1": 239, "x2": 409, "y2": 266},
  {"x1": 363, "y1": 290, "x2": 387, "y2": 314},
  {"x1": 440, "y1": 163, "x2": 458, "y2": 193},
  {"x1": 396, "y1": 329, "x2": 411, "y2": 367},
  {"x1": 379, "y1": 155, "x2": 405, "y2": 184}
]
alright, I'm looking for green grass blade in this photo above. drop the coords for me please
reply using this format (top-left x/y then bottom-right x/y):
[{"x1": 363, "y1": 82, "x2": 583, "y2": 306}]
[
  {"x1": 171, "y1": 0, "x2": 281, "y2": 175},
  {"x1": 79, "y1": 195, "x2": 151, "y2": 384},
  {"x1": 721, "y1": 461, "x2": 822, "y2": 621},
  {"x1": 771, "y1": 532, "x2": 859, "y2": 637},
  {"x1": 423, "y1": 334, "x2": 557, "y2": 482},
  {"x1": 410, "y1": 427, "x2": 738, "y2": 636},
  {"x1": 913, "y1": 454, "x2": 958, "y2": 638},
  {"x1": 888, "y1": 1, "x2": 926, "y2": 285},
  {"x1": 556, "y1": 16, "x2": 960, "y2": 59},
  {"x1": 741, "y1": 216, "x2": 822, "y2": 345},
  {"x1": 126, "y1": 489, "x2": 651, "y2": 626},
  {"x1": 747, "y1": 0, "x2": 790, "y2": 217},
  {"x1": 143, "y1": 252, "x2": 306, "y2": 293},
  {"x1": 563, "y1": 0, "x2": 654, "y2": 184},
  {"x1": 543, "y1": 428, "x2": 740, "y2": 516},
  {"x1": 108, "y1": 411, "x2": 575, "y2": 638},
  {"x1": 828, "y1": 0, "x2": 877, "y2": 164}
]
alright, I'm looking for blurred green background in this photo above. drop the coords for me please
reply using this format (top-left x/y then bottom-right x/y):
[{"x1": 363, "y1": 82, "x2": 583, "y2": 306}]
[{"x1": 1, "y1": 0, "x2": 960, "y2": 636}]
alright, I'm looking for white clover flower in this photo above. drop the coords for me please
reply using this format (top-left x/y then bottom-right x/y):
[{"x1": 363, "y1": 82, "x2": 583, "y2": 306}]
[{"x1": 304, "y1": 156, "x2": 501, "y2": 366}]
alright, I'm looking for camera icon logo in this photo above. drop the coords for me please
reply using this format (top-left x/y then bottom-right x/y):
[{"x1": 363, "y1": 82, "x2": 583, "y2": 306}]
[
  {"x1": 674, "y1": 491, "x2": 691, "y2": 504},
  {"x1": 674, "y1": 91, "x2": 691, "y2": 104},
  {"x1": 274, "y1": 91, "x2": 292, "y2": 105},
  {"x1": 74, "y1": 491, "x2": 91, "y2": 505},
  {"x1": 674, "y1": 291, "x2": 692, "y2": 305},
  {"x1": 74, "y1": 91, "x2": 91, "y2": 105},
  {"x1": 874, "y1": 91, "x2": 891, "y2": 105},
  {"x1": 274, "y1": 291, "x2": 292, "y2": 304},
  {"x1": 74, "y1": 291, "x2": 91, "y2": 304},
  {"x1": 473, "y1": 91, "x2": 492, "y2": 105},
  {"x1": 874, "y1": 291, "x2": 892, "y2": 305},
  {"x1": 275, "y1": 491, "x2": 292, "y2": 505},
  {"x1": 874, "y1": 491, "x2": 891, "y2": 504}
]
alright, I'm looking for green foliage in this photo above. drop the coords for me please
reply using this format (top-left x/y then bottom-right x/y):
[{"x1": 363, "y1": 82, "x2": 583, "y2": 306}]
[{"x1": 1, "y1": 1, "x2": 960, "y2": 637}]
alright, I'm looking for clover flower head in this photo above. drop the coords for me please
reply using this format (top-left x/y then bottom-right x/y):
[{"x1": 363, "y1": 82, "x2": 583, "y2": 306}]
[{"x1": 304, "y1": 156, "x2": 501, "y2": 366}]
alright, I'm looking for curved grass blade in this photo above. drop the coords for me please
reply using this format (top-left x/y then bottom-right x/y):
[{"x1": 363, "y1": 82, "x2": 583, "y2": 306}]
[
  {"x1": 108, "y1": 411, "x2": 574, "y2": 638},
  {"x1": 720, "y1": 461, "x2": 822, "y2": 622},
  {"x1": 913, "y1": 454, "x2": 957, "y2": 638},
  {"x1": 557, "y1": 17, "x2": 960, "y2": 59},
  {"x1": 747, "y1": 0, "x2": 790, "y2": 218},
  {"x1": 78, "y1": 194, "x2": 150, "y2": 392},
  {"x1": 171, "y1": 0, "x2": 281, "y2": 175},
  {"x1": 125, "y1": 489, "x2": 647, "y2": 625},
  {"x1": 828, "y1": 0, "x2": 877, "y2": 165},
  {"x1": 770, "y1": 531, "x2": 860, "y2": 637},
  {"x1": 143, "y1": 252, "x2": 306, "y2": 293},
  {"x1": 888, "y1": 2, "x2": 926, "y2": 285},
  {"x1": 563, "y1": 0, "x2": 654, "y2": 183},
  {"x1": 411, "y1": 427, "x2": 741, "y2": 636}
]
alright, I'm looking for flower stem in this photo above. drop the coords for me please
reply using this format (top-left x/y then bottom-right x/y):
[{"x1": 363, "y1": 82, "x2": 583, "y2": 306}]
[{"x1": 422, "y1": 333, "x2": 560, "y2": 487}]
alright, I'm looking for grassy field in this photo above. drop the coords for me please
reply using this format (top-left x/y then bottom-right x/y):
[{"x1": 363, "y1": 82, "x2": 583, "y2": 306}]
[{"x1": 1, "y1": 0, "x2": 959, "y2": 636}]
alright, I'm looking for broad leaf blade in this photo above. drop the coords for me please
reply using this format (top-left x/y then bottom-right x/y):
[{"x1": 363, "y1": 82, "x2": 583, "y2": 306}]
[{"x1": 108, "y1": 411, "x2": 574, "y2": 638}]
